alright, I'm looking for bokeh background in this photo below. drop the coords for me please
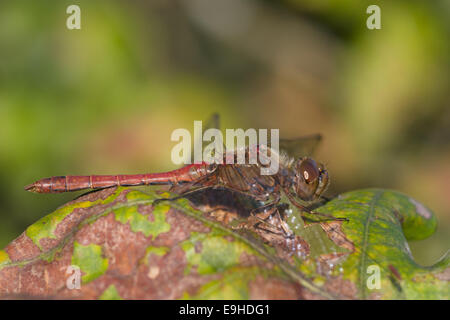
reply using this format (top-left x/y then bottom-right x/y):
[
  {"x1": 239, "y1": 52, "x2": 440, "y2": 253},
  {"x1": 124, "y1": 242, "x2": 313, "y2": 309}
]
[{"x1": 0, "y1": 0, "x2": 448, "y2": 265}]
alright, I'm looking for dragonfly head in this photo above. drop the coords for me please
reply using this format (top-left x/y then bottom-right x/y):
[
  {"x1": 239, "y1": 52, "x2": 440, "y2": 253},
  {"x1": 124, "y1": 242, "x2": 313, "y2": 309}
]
[{"x1": 292, "y1": 157, "x2": 329, "y2": 201}]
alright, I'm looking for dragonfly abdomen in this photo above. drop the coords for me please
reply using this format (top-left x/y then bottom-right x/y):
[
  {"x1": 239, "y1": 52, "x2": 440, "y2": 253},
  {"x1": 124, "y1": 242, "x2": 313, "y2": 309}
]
[
  {"x1": 24, "y1": 163, "x2": 215, "y2": 193},
  {"x1": 24, "y1": 175, "x2": 145, "y2": 193}
]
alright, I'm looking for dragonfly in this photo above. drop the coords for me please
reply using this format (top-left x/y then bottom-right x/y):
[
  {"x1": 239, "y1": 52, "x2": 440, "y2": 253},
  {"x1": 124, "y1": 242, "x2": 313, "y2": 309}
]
[
  {"x1": 24, "y1": 114, "x2": 403, "y2": 298},
  {"x1": 25, "y1": 114, "x2": 335, "y2": 228}
]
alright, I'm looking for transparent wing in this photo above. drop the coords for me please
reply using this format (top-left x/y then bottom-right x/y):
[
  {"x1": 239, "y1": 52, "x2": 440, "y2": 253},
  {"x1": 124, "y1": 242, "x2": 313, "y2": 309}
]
[
  {"x1": 204, "y1": 113, "x2": 220, "y2": 132},
  {"x1": 278, "y1": 134, "x2": 322, "y2": 158},
  {"x1": 203, "y1": 113, "x2": 227, "y2": 163},
  {"x1": 187, "y1": 113, "x2": 224, "y2": 164}
]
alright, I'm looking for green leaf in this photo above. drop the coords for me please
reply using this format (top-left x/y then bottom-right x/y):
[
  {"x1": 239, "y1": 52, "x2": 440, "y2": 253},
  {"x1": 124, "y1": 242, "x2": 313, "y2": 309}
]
[
  {"x1": 312, "y1": 189, "x2": 447, "y2": 299},
  {"x1": 0, "y1": 187, "x2": 447, "y2": 300}
]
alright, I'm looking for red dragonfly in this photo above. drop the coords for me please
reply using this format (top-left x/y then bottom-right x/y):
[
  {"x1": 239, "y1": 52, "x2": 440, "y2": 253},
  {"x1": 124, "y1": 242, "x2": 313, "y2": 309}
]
[
  {"x1": 26, "y1": 115, "x2": 404, "y2": 297},
  {"x1": 25, "y1": 115, "x2": 331, "y2": 220}
]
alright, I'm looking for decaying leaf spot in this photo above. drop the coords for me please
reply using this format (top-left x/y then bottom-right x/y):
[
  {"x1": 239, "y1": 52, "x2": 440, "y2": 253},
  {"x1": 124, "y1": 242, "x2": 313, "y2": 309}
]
[
  {"x1": 148, "y1": 266, "x2": 160, "y2": 279},
  {"x1": 409, "y1": 198, "x2": 432, "y2": 219},
  {"x1": 248, "y1": 276, "x2": 301, "y2": 299},
  {"x1": 72, "y1": 241, "x2": 108, "y2": 283},
  {"x1": 323, "y1": 276, "x2": 358, "y2": 300},
  {"x1": 142, "y1": 246, "x2": 170, "y2": 279},
  {"x1": 99, "y1": 284, "x2": 122, "y2": 300}
]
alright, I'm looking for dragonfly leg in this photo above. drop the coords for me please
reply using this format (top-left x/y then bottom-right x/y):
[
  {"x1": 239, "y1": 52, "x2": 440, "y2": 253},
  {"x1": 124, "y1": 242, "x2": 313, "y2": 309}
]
[
  {"x1": 275, "y1": 204, "x2": 294, "y2": 237},
  {"x1": 232, "y1": 201, "x2": 274, "y2": 229},
  {"x1": 249, "y1": 201, "x2": 279, "y2": 219},
  {"x1": 235, "y1": 198, "x2": 294, "y2": 238},
  {"x1": 284, "y1": 189, "x2": 348, "y2": 223},
  {"x1": 252, "y1": 206, "x2": 295, "y2": 238},
  {"x1": 234, "y1": 213, "x2": 286, "y2": 237},
  {"x1": 152, "y1": 186, "x2": 212, "y2": 205},
  {"x1": 303, "y1": 209, "x2": 348, "y2": 223}
]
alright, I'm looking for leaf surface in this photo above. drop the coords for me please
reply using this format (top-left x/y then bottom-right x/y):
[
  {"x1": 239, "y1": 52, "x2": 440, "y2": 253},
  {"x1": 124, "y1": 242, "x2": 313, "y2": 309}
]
[{"x1": 0, "y1": 187, "x2": 447, "y2": 299}]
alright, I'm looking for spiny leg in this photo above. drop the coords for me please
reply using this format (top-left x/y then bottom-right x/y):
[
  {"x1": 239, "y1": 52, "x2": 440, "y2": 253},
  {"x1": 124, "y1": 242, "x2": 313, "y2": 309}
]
[
  {"x1": 235, "y1": 199, "x2": 294, "y2": 238},
  {"x1": 284, "y1": 189, "x2": 348, "y2": 223},
  {"x1": 152, "y1": 185, "x2": 212, "y2": 206},
  {"x1": 274, "y1": 203, "x2": 294, "y2": 237},
  {"x1": 233, "y1": 201, "x2": 277, "y2": 230}
]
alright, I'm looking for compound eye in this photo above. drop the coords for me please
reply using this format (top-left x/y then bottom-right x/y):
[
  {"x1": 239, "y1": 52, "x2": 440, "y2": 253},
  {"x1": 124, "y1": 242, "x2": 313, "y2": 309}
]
[{"x1": 299, "y1": 159, "x2": 319, "y2": 184}]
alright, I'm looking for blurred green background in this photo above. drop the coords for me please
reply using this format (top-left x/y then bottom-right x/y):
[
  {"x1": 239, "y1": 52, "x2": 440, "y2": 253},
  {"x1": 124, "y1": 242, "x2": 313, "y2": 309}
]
[{"x1": 0, "y1": 0, "x2": 448, "y2": 265}]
